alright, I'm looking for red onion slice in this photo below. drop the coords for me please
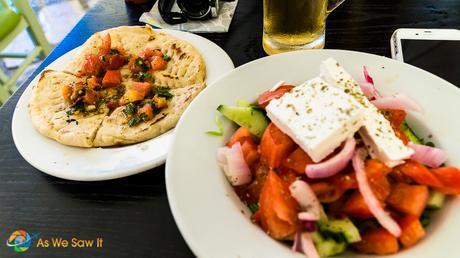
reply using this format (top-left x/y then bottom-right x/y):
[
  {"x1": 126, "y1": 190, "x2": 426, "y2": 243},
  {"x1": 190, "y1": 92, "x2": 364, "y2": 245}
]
[
  {"x1": 359, "y1": 81, "x2": 378, "y2": 100},
  {"x1": 306, "y1": 138, "x2": 356, "y2": 179},
  {"x1": 298, "y1": 211, "x2": 319, "y2": 221},
  {"x1": 371, "y1": 93, "x2": 423, "y2": 113},
  {"x1": 217, "y1": 142, "x2": 252, "y2": 186},
  {"x1": 298, "y1": 232, "x2": 319, "y2": 258},
  {"x1": 408, "y1": 142, "x2": 448, "y2": 168},
  {"x1": 363, "y1": 65, "x2": 374, "y2": 85},
  {"x1": 289, "y1": 180, "x2": 321, "y2": 221},
  {"x1": 353, "y1": 148, "x2": 401, "y2": 237}
]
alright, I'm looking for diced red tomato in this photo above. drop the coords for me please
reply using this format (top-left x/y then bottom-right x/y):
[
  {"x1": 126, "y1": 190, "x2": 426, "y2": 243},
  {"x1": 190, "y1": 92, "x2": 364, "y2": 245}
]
[
  {"x1": 353, "y1": 228, "x2": 399, "y2": 255},
  {"x1": 235, "y1": 163, "x2": 269, "y2": 204},
  {"x1": 259, "y1": 123, "x2": 296, "y2": 169},
  {"x1": 80, "y1": 54, "x2": 103, "y2": 76},
  {"x1": 366, "y1": 159, "x2": 392, "y2": 178},
  {"x1": 343, "y1": 191, "x2": 374, "y2": 219},
  {"x1": 132, "y1": 82, "x2": 152, "y2": 97},
  {"x1": 398, "y1": 215, "x2": 425, "y2": 248},
  {"x1": 397, "y1": 161, "x2": 443, "y2": 188},
  {"x1": 138, "y1": 103, "x2": 154, "y2": 120},
  {"x1": 257, "y1": 85, "x2": 295, "y2": 108},
  {"x1": 278, "y1": 167, "x2": 298, "y2": 185},
  {"x1": 366, "y1": 159, "x2": 392, "y2": 201},
  {"x1": 138, "y1": 48, "x2": 163, "y2": 59},
  {"x1": 383, "y1": 109, "x2": 409, "y2": 144},
  {"x1": 227, "y1": 127, "x2": 254, "y2": 147},
  {"x1": 87, "y1": 76, "x2": 101, "y2": 90},
  {"x1": 431, "y1": 166, "x2": 460, "y2": 195},
  {"x1": 83, "y1": 90, "x2": 97, "y2": 105},
  {"x1": 105, "y1": 54, "x2": 126, "y2": 70},
  {"x1": 387, "y1": 183, "x2": 428, "y2": 217},
  {"x1": 331, "y1": 169, "x2": 358, "y2": 190},
  {"x1": 151, "y1": 56, "x2": 168, "y2": 71},
  {"x1": 102, "y1": 70, "x2": 122, "y2": 88},
  {"x1": 100, "y1": 33, "x2": 111, "y2": 55},
  {"x1": 106, "y1": 100, "x2": 120, "y2": 110},
  {"x1": 61, "y1": 85, "x2": 73, "y2": 102},
  {"x1": 310, "y1": 181, "x2": 346, "y2": 203},
  {"x1": 258, "y1": 170, "x2": 298, "y2": 239},
  {"x1": 281, "y1": 147, "x2": 315, "y2": 175},
  {"x1": 240, "y1": 140, "x2": 259, "y2": 169}
]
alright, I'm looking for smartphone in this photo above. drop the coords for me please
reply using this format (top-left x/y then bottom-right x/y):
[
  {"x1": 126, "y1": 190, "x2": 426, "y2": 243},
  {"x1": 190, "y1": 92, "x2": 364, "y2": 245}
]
[{"x1": 390, "y1": 28, "x2": 460, "y2": 87}]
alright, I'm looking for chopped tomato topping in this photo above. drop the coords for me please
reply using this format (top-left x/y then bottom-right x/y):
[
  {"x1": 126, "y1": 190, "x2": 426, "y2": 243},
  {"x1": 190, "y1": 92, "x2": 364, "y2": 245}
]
[
  {"x1": 431, "y1": 166, "x2": 460, "y2": 195},
  {"x1": 153, "y1": 96, "x2": 168, "y2": 109},
  {"x1": 235, "y1": 163, "x2": 269, "y2": 204},
  {"x1": 105, "y1": 54, "x2": 126, "y2": 70},
  {"x1": 80, "y1": 54, "x2": 103, "y2": 76},
  {"x1": 83, "y1": 90, "x2": 97, "y2": 105},
  {"x1": 398, "y1": 215, "x2": 425, "y2": 248},
  {"x1": 353, "y1": 228, "x2": 399, "y2": 255},
  {"x1": 241, "y1": 140, "x2": 259, "y2": 169},
  {"x1": 62, "y1": 85, "x2": 73, "y2": 102},
  {"x1": 132, "y1": 82, "x2": 152, "y2": 97},
  {"x1": 106, "y1": 100, "x2": 120, "y2": 111},
  {"x1": 138, "y1": 48, "x2": 163, "y2": 59},
  {"x1": 102, "y1": 70, "x2": 122, "y2": 88},
  {"x1": 383, "y1": 109, "x2": 409, "y2": 144},
  {"x1": 151, "y1": 56, "x2": 168, "y2": 71},
  {"x1": 258, "y1": 170, "x2": 298, "y2": 239},
  {"x1": 100, "y1": 33, "x2": 111, "y2": 55},
  {"x1": 387, "y1": 183, "x2": 428, "y2": 217},
  {"x1": 281, "y1": 147, "x2": 315, "y2": 175},
  {"x1": 138, "y1": 103, "x2": 154, "y2": 120},
  {"x1": 397, "y1": 161, "x2": 443, "y2": 188},
  {"x1": 259, "y1": 123, "x2": 296, "y2": 169},
  {"x1": 87, "y1": 76, "x2": 101, "y2": 90},
  {"x1": 258, "y1": 85, "x2": 295, "y2": 108}
]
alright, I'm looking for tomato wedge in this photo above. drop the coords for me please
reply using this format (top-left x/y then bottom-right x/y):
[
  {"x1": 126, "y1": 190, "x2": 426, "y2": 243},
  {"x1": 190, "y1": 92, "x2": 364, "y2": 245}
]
[
  {"x1": 353, "y1": 228, "x2": 399, "y2": 255},
  {"x1": 257, "y1": 85, "x2": 294, "y2": 108},
  {"x1": 398, "y1": 215, "x2": 425, "y2": 248},
  {"x1": 310, "y1": 181, "x2": 346, "y2": 203},
  {"x1": 382, "y1": 109, "x2": 409, "y2": 144},
  {"x1": 259, "y1": 123, "x2": 296, "y2": 169},
  {"x1": 387, "y1": 183, "x2": 428, "y2": 217},
  {"x1": 227, "y1": 127, "x2": 254, "y2": 147},
  {"x1": 258, "y1": 170, "x2": 298, "y2": 239},
  {"x1": 343, "y1": 191, "x2": 374, "y2": 219},
  {"x1": 431, "y1": 166, "x2": 460, "y2": 195},
  {"x1": 397, "y1": 161, "x2": 443, "y2": 188},
  {"x1": 281, "y1": 147, "x2": 315, "y2": 175},
  {"x1": 138, "y1": 104, "x2": 154, "y2": 120}
]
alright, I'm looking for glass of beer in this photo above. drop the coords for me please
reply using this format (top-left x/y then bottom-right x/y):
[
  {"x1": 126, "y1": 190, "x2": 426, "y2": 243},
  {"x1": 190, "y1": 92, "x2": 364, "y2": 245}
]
[{"x1": 263, "y1": 0, "x2": 346, "y2": 55}]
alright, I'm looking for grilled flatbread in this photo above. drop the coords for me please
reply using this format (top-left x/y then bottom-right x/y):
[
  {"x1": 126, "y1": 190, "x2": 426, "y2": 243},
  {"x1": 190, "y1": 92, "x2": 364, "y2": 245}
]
[{"x1": 29, "y1": 26, "x2": 207, "y2": 148}]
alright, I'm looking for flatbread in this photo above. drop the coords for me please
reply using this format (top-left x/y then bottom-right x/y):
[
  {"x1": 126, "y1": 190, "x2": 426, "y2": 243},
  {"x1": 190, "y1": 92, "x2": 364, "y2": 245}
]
[
  {"x1": 64, "y1": 26, "x2": 206, "y2": 88},
  {"x1": 29, "y1": 70, "x2": 108, "y2": 147},
  {"x1": 92, "y1": 83, "x2": 205, "y2": 146},
  {"x1": 29, "y1": 26, "x2": 207, "y2": 148}
]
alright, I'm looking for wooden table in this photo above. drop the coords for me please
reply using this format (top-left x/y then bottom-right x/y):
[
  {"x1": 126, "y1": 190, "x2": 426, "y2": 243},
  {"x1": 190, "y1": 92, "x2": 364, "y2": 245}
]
[{"x1": 0, "y1": 0, "x2": 458, "y2": 257}]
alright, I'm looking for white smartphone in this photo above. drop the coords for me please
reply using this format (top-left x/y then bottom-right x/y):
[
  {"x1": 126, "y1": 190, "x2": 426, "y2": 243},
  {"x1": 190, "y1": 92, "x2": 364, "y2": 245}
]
[{"x1": 390, "y1": 28, "x2": 460, "y2": 86}]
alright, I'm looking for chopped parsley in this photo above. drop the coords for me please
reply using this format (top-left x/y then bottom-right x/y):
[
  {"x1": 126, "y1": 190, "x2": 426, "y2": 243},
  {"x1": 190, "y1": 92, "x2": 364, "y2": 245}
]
[
  {"x1": 248, "y1": 203, "x2": 259, "y2": 213},
  {"x1": 138, "y1": 72, "x2": 152, "y2": 81},
  {"x1": 65, "y1": 109, "x2": 74, "y2": 116},
  {"x1": 128, "y1": 116, "x2": 141, "y2": 127},
  {"x1": 163, "y1": 54, "x2": 171, "y2": 61},
  {"x1": 153, "y1": 86, "x2": 173, "y2": 99},
  {"x1": 123, "y1": 103, "x2": 137, "y2": 116},
  {"x1": 135, "y1": 57, "x2": 150, "y2": 72}
]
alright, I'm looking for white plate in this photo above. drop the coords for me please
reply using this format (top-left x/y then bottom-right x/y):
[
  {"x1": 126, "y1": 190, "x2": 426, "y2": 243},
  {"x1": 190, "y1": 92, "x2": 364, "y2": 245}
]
[
  {"x1": 12, "y1": 29, "x2": 234, "y2": 181},
  {"x1": 166, "y1": 50, "x2": 460, "y2": 258}
]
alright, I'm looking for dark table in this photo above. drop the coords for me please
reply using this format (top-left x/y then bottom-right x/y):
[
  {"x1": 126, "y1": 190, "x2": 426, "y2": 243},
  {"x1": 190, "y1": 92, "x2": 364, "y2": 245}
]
[{"x1": 0, "y1": 0, "x2": 459, "y2": 257}]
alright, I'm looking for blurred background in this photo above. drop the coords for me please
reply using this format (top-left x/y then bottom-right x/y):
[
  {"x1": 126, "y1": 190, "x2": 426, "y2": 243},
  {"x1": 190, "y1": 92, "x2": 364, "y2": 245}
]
[{"x1": 0, "y1": 0, "x2": 98, "y2": 106}]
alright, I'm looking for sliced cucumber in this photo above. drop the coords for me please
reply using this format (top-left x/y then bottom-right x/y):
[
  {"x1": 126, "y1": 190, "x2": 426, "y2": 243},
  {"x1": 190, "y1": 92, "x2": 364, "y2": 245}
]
[
  {"x1": 236, "y1": 99, "x2": 251, "y2": 107},
  {"x1": 217, "y1": 105, "x2": 269, "y2": 138},
  {"x1": 319, "y1": 217, "x2": 361, "y2": 244},
  {"x1": 427, "y1": 190, "x2": 445, "y2": 209},
  {"x1": 312, "y1": 232, "x2": 347, "y2": 258},
  {"x1": 401, "y1": 121, "x2": 422, "y2": 144}
]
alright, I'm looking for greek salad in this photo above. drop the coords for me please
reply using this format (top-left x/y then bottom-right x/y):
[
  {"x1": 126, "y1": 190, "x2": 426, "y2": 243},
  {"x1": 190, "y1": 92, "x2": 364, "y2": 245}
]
[{"x1": 215, "y1": 58, "x2": 460, "y2": 257}]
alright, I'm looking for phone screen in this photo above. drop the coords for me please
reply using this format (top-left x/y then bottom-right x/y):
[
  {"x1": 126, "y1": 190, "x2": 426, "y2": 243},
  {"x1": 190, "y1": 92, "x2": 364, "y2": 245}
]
[{"x1": 401, "y1": 39, "x2": 460, "y2": 87}]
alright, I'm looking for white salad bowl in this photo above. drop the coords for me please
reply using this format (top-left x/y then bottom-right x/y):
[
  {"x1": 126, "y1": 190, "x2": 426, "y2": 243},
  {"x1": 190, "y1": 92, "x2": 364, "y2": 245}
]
[{"x1": 166, "y1": 50, "x2": 460, "y2": 258}]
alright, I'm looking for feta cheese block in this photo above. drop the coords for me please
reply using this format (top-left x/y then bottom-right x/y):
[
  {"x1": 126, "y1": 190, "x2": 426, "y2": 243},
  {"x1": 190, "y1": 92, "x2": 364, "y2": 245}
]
[
  {"x1": 320, "y1": 58, "x2": 414, "y2": 167},
  {"x1": 266, "y1": 77, "x2": 366, "y2": 162}
]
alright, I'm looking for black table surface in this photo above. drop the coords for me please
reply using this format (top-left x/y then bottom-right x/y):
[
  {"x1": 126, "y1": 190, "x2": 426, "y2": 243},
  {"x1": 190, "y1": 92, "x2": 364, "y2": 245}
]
[{"x1": 0, "y1": 0, "x2": 459, "y2": 257}]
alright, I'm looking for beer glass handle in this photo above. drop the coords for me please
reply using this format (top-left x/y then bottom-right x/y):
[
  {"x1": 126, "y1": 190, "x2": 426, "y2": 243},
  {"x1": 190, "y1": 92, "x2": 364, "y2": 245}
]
[{"x1": 327, "y1": 0, "x2": 346, "y2": 14}]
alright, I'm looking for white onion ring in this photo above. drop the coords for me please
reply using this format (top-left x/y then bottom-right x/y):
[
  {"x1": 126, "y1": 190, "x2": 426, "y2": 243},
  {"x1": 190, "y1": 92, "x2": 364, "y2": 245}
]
[
  {"x1": 408, "y1": 142, "x2": 448, "y2": 168},
  {"x1": 306, "y1": 138, "x2": 356, "y2": 179},
  {"x1": 371, "y1": 94, "x2": 423, "y2": 113},
  {"x1": 352, "y1": 148, "x2": 401, "y2": 237}
]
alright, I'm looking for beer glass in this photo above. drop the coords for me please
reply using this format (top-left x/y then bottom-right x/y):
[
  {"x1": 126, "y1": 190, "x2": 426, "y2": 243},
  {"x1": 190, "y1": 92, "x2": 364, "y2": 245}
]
[{"x1": 263, "y1": 0, "x2": 346, "y2": 55}]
